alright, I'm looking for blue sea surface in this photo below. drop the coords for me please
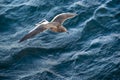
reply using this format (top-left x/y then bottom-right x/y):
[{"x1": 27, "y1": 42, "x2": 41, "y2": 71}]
[{"x1": 0, "y1": 0, "x2": 120, "y2": 80}]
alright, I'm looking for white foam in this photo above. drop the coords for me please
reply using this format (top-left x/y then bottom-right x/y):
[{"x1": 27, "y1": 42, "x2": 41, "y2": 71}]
[{"x1": 90, "y1": 33, "x2": 120, "y2": 45}]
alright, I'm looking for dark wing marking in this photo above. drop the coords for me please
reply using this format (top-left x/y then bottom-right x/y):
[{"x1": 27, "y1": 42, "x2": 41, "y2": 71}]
[
  {"x1": 51, "y1": 13, "x2": 77, "y2": 24},
  {"x1": 19, "y1": 25, "x2": 47, "y2": 42}
]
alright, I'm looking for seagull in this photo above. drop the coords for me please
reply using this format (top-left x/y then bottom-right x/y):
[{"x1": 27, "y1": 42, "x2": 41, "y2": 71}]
[{"x1": 19, "y1": 13, "x2": 77, "y2": 42}]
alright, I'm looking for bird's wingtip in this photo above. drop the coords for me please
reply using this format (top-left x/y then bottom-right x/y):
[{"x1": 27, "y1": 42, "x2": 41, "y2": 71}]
[{"x1": 18, "y1": 39, "x2": 23, "y2": 43}]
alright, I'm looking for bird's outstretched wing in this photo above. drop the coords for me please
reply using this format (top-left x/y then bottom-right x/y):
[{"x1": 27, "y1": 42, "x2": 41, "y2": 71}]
[
  {"x1": 51, "y1": 13, "x2": 77, "y2": 24},
  {"x1": 19, "y1": 22, "x2": 59, "y2": 43},
  {"x1": 19, "y1": 24, "x2": 48, "y2": 43}
]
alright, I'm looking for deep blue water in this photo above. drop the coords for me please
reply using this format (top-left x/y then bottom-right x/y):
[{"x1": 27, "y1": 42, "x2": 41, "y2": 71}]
[{"x1": 0, "y1": 0, "x2": 120, "y2": 80}]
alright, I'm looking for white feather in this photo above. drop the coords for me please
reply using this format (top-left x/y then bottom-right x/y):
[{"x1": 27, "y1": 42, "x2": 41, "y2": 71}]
[{"x1": 29, "y1": 20, "x2": 49, "y2": 33}]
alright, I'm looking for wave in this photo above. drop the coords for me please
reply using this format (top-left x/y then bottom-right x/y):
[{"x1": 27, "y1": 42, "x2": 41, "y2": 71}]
[{"x1": 0, "y1": 0, "x2": 120, "y2": 80}]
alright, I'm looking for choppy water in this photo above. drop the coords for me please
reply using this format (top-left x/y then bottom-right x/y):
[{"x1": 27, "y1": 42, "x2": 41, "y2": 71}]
[{"x1": 0, "y1": 0, "x2": 120, "y2": 80}]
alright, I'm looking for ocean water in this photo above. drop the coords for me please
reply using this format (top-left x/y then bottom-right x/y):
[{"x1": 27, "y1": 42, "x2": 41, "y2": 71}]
[{"x1": 0, "y1": 0, "x2": 120, "y2": 80}]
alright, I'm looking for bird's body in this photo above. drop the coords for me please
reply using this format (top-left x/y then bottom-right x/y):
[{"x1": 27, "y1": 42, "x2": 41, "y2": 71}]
[{"x1": 19, "y1": 13, "x2": 77, "y2": 42}]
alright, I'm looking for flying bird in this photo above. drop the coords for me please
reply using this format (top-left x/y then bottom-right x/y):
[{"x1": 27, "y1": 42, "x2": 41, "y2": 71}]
[{"x1": 19, "y1": 13, "x2": 77, "y2": 42}]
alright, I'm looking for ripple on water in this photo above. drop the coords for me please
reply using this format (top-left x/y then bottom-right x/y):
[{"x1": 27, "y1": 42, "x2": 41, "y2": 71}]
[{"x1": 0, "y1": 0, "x2": 120, "y2": 80}]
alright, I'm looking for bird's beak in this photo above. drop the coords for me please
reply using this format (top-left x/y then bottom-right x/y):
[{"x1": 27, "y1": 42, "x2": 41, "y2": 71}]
[{"x1": 74, "y1": 13, "x2": 78, "y2": 17}]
